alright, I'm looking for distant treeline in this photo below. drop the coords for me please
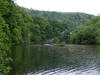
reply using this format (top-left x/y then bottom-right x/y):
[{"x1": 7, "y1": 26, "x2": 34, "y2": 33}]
[
  {"x1": 70, "y1": 16, "x2": 100, "y2": 44},
  {"x1": 27, "y1": 9, "x2": 94, "y2": 31},
  {"x1": 0, "y1": 0, "x2": 99, "y2": 74}
]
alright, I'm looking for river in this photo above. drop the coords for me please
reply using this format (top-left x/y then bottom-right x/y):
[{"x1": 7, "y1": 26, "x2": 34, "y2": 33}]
[{"x1": 10, "y1": 44, "x2": 100, "y2": 75}]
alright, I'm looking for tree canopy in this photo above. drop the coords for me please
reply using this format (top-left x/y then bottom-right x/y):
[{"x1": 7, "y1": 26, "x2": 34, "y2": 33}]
[
  {"x1": 70, "y1": 16, "x2": 100, "y2": 44},
  {"x1": 0, "y1": 0, "x2": 99, "y2": 74}
]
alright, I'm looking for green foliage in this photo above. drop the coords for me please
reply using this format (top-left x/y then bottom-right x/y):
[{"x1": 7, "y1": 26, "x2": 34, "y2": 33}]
[
  {"x1": 0, "y1": 16, "x2": 11, "y2": 75},
  {"x1": 27, "y1": 9, "x2": 94, "y2": 31},
  {"x1": 0, "y1": 0, "x2": 15, "y2": 74},
  {"x1": 0, "y1": 0, "x2": 9, "y2": 15},
  {"x1": 0, "y1": 0, "x2": 98, "y2": 74},
  {"x1": 70, "y1": 16, "x2": 100, "y2": 44}
]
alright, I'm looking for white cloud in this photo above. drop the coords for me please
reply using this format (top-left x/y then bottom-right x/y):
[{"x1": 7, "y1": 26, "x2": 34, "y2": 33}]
[{"x1": 16, "y1": 0, "x2": 100, "y2": 15}]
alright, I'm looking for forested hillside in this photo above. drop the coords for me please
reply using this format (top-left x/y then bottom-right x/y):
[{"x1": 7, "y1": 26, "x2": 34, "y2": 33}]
[
  {"x1": 0, "y1": 0, "x2": 99, "y2": 74},
  {"x1": 27, "y1": 9, "x2": 94, "y2": 30},
  {"x1": 70, "y1": 16, "x2": 100, "y2": 44}
]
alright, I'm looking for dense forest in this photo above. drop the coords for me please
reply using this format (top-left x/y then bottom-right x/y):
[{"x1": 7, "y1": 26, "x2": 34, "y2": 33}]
[
  {"x1": 0, "y1": 0, "x2": 100, "y2": 75},
  {"x1": 27, "y1": 9, "x2": 94, "y2": 31},
  {"x1": 70, "y1": 16, "x2": 100, "y2": 44}
]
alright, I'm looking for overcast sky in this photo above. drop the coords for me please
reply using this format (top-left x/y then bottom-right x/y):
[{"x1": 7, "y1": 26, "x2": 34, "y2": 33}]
[{"x1": 16, "y1": 0, "x2": 100, "y2": 15}]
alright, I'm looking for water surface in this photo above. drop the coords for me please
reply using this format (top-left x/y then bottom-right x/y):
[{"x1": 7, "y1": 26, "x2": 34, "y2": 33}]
[{"x1": 11, "y1": 44, "x2": 100, "y2": 75}]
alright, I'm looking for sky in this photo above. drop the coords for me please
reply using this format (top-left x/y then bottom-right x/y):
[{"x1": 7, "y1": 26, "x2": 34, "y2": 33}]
[{"x1": 16, "y1": 0, "x2": 100, "y2": 15}]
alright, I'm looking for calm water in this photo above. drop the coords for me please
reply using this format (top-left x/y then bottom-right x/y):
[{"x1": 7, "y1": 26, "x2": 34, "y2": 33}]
[{"x1": 11, "y1": 44, "x2": 100, "y2": 75}]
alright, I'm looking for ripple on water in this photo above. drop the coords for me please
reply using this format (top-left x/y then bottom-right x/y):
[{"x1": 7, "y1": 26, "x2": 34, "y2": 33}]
[{"x1": 12, "y1": 45, "x2": 100, "y2": 75}]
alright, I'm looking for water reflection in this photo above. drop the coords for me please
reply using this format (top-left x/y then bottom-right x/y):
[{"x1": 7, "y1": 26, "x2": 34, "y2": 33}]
[{"x1": 11, "y1": 45, "x2": 100, "y2": 75}]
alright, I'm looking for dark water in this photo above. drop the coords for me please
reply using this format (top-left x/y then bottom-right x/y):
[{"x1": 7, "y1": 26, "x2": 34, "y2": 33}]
[{"x1": 11, "y1": 44, "x2": 100, "y2": 75}]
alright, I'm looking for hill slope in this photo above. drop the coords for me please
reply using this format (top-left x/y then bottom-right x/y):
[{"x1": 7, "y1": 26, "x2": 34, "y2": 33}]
[
  {"x1": 70, "y1": 16, "x2": 100, "y2": 44},
  {"x1": 27, "y1": 9, "x2": 95, "y2": 30}
]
